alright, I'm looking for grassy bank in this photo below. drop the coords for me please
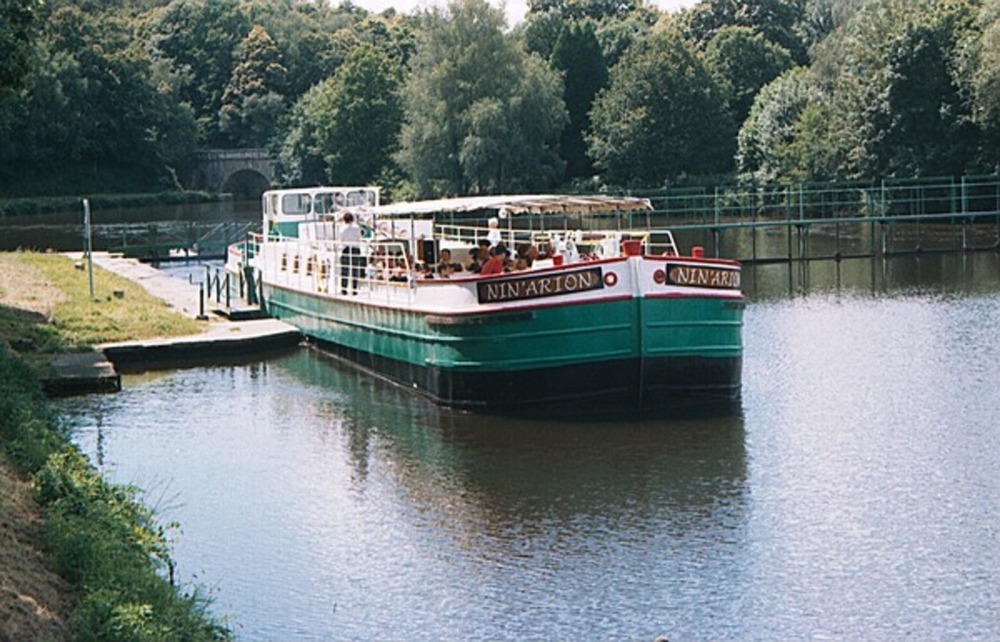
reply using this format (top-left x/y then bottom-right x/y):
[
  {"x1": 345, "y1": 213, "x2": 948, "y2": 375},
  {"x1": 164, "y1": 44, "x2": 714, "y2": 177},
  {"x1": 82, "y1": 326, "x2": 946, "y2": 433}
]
[
  {"x1": 0, "y1": 252, "x2": 201, "y2": 373},
  {"x1": 0, "y1": 251, "x2": 227, "y2": 640},
  {"x1": 0, "y1": 191, "x2": 225, "y2": 219}
]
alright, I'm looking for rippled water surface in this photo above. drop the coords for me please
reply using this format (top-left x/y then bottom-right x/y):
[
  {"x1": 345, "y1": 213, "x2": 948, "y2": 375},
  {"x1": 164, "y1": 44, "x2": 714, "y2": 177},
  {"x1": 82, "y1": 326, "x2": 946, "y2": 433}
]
[{"x1": 57, "y1": 259, "x2": 1000, "y2": 640}]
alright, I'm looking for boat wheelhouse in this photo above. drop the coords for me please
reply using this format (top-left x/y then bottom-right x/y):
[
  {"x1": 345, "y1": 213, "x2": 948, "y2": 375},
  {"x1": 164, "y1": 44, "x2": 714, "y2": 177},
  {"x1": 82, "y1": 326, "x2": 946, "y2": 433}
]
[{"x1": 227, "y1": 189, "x2": 744, "y2": 413}]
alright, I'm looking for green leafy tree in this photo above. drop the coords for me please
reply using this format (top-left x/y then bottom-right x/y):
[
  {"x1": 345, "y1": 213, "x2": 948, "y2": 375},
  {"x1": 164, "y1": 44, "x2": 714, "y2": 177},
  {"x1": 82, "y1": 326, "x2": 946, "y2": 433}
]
[
  {"x1": 588, "y1": 28, "x2": 734, "y2": 186},
  {"x1": 310, "y1": 45, "x2": 403, "y2": 185},
  {"x1": 704, "y1": 25, "x2": 795, "y2": 127},
  {"x1": 522, "y1": 0, "x2": 657, "y2": 65},
  {"x1": 964, "y1": 0, "x2": 1000, "y2": 167},
  {"x1": 152, "y1": 0, "x2": 251, "y2": 145},
  {"x1": 0, "y1": 3, "x2": 197, "y2": 194},
  {"x1": 0, "y1": 0, "x2": 40, "y2": 96},
  {"x1": 680, "y1": 0, "x2": 808, "y2": 64},
  {"x1": 550, "y1": 20, "x2": 608, "y2": 179},
  {"x1": 736, "y1": 66, "x2": 840, "y2": 182},
  {"x1": 397, "y1": 0, "x2": 567, "y2": 196},
  {"x1": 219, "y1": 24, "x2": 288, "y2": 147},
  {"x1": 814, "y1": 0, "x2": 979, "y2": 178}
]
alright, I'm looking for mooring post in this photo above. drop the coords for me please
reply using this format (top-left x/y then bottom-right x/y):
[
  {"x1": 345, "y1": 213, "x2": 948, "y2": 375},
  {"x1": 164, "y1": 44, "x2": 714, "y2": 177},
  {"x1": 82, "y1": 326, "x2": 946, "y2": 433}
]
[
  {"x1": 83, "y1": 199, "x2": 94, "y2": 300},
  {"x1": 197, "y1": 282, "x2": 208, "y2": 320},
  {"x1": 225, "y1": 272, "x2": 231, "y2": 310}
]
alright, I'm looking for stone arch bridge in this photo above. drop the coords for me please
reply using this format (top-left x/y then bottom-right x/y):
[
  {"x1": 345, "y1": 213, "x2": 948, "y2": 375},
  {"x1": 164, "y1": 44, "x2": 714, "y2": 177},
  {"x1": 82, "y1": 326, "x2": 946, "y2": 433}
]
[{"x1": 186, "y1": 148, "x2": 275, "y2": 200}]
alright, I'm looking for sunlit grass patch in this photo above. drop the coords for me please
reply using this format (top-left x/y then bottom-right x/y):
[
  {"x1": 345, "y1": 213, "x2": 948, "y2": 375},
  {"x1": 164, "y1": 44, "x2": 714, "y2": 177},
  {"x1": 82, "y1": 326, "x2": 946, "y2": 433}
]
[{"x1": 8, "y1": 252, "x2": 202, "y2": 348}]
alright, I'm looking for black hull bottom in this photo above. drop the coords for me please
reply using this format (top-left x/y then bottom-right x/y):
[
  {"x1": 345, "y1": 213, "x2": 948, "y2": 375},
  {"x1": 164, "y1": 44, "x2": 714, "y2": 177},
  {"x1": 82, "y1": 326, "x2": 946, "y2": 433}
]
[{"x1": 307, "y1": 337, "x2": 741, "y2": 416}]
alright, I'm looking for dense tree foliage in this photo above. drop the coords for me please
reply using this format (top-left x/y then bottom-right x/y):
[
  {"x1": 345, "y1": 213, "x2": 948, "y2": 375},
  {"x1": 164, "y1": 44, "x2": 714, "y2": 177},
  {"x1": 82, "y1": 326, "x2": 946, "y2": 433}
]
[
  {"x1": 219, "y1": 25, "x2": 288, "y2": 147},
  {"x1": 704, "y1": 25, "x2": 795, "y2": 126},
  {"x1": 679, "y1": 0, "x2": 808, "y2": 63},
  {"x1": 550, "y1": 20, "x2": 608, "y2": 180},
  {"x1": 0, "y1": 1, "x2": 197, "y2": 195},
  {"x1": 396, "y1": 0, "x2": 566, "y2": 196},
  {"x1": 0, "y1": 0, "x2": 40, "y2": 96},
  {"x1": 279, "y1": 45, "x2": 404, "y2": 187},
  {"x1": 739, "y1": 0, "x2": 991, "y2": 182},
  {"x1": 588, "y1": 29, "x2": 734, "y2": 185},
  {"x1": 3, "y1": 0, "x2": 1000, "y2": 199},
  {"x1": 151, "y1": 0, "x2": 251, "y2": 146}
]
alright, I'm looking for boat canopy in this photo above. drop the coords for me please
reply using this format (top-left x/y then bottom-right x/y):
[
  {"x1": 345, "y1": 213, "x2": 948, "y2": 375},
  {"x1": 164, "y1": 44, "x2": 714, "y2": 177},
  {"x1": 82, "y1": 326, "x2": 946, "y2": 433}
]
[{"x1": 357, "y1": 194, "x2": 652, "y2": 218}]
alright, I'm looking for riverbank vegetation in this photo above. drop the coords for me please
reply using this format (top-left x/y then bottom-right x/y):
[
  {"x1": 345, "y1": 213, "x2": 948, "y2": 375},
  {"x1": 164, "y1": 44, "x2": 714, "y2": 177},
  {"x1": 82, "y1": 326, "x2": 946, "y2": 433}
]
[
  {"x1": 0, "y1": 348, "x2": 230, "y2": 641},
  {"x1": 3, "y1": 0, "x2": 1000, "y2": 200},
  {"x1": 0, "y1": 252, "x2": 227, "y2": 640},
  {"x1": 0, "y1": 191, "x2": 222, "y2": 219}
]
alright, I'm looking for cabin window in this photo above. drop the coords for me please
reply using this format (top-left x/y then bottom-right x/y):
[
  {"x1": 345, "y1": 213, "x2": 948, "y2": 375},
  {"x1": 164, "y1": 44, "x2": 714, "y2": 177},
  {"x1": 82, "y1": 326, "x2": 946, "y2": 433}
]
[
  {"x1": 315, "y1": 193, "x2": 336, "y2": 214},
  {"x1": 282, "y1": 193, "x2": 312, "y2": 215},
  {"x1": 347, "y1": 189, "x2": 377, "y2": 207}
]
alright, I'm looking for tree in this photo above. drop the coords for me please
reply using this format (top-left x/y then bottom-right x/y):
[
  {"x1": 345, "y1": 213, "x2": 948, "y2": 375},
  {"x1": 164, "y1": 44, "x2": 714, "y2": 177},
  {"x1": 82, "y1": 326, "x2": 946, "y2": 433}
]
[
  {"x1": 152, "y1": 0, "x2": 251, "y2": 145},
  {"x1": 0, "y1": 0, "x2": 40, "y2": 96},
  {"x1": 964, "y1": 0, "x2": 1000, "y2": 168},
  {"x1": 308, "y1": 45, "x2": 403, "y2": 185},
  {"x1": 396, "y1": 0, "x2": 567, "y2": 196},
  {"x1": 0, "y1": 3, "x2": 197, "y2": 194},
  {"x1": 588, "y1": 29, "x2": 734, "y2": 186},
  {"x1": 219, "y1": 24, "x2": 288, "y2": 147},
  {"x1": 813, "y1": 0, "x2": 980, "y2": 178},
  {"x1": 736, "y1": 66, "x2": 838, "y2": 182},
  {"x1": 703, "y1": 25, "x2": 795, "y2": 127},
  {"x1": 550, "y1": 20, "x2": 608, "y2": 179},
  {"x1": 680, "y1": 0, "x2": 808, "y2": 64}
]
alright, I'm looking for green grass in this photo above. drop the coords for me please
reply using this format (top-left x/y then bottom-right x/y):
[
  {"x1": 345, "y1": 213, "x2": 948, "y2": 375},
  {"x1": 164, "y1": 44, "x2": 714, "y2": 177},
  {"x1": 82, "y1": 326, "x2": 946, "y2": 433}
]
[{"x1": 8, "y1": 252, "x2": 202, "y2": 349}]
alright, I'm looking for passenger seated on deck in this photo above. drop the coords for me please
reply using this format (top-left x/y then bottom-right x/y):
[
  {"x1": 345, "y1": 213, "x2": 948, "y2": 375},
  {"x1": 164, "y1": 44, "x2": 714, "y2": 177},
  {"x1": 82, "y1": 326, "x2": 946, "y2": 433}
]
[
  {"x1": 467, "y1": 245, "x2": 487, "y2": 273},
  {"x1": 436, "y1": 248, "x2": 463, "y2": 277},
  {"x1": 480, "y1": 244, "x2": 509, "y2": 276},
  {"x1": 388, "y1": 265, "x2": 408, "y2": 282},
  {"x1": 515, "y1": 243, "x2": 537, "y2": 269}
]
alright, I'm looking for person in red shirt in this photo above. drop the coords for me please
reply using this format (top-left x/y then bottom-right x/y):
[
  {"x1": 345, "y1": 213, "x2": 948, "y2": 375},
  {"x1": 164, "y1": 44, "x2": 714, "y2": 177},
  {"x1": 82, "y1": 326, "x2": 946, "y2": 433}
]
[{"x1": 480, "y1": 244, "x2": 509, "y2": 276}]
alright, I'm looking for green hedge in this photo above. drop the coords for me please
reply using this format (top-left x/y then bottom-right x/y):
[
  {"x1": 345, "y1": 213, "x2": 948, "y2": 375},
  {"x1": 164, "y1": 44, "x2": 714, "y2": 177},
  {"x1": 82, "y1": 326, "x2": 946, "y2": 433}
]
[
  {"x1": 0, "y1": 345, "x2": 230, "y2": 641},
  {"x1": 0, "y1": 192, "x2": 225, "y2": 219}
]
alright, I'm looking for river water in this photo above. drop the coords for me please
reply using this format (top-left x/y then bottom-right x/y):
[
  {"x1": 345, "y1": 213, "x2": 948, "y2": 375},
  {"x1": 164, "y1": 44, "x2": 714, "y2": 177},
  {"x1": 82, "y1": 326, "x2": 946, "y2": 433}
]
[{"x1": 51, "y1": 250, "x2": 1000, "y2": 640}]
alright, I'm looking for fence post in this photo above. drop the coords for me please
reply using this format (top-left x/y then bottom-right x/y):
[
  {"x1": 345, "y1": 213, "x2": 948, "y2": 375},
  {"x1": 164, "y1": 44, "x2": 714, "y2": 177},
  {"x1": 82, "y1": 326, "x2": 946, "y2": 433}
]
[{"x1": 197, "y1": 282, "x2": 208, "y2": 320}]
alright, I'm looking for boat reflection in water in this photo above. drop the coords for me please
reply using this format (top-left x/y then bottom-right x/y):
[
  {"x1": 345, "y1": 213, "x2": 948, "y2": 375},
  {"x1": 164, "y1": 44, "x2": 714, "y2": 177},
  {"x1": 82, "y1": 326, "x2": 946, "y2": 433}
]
[{"x1": 268, "y1": 345, "x2": 749, "y2": 638}]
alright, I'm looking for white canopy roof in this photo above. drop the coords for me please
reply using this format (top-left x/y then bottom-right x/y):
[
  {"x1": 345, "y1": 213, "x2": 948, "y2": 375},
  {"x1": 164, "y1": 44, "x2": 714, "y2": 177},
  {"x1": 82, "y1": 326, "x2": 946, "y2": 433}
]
[{"x1": 359, "y1": 194, "x2": 652, "y2": 217}]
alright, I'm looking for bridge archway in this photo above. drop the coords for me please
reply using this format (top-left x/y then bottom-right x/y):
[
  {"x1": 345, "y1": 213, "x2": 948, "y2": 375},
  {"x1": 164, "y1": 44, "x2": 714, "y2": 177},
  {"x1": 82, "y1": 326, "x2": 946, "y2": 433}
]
[
  {"x1": 222, "y1": 169, "x2": 271, "y2": 200},
  {"x1": 187, "y1": 148, "x2": 275, "y2": 200}
]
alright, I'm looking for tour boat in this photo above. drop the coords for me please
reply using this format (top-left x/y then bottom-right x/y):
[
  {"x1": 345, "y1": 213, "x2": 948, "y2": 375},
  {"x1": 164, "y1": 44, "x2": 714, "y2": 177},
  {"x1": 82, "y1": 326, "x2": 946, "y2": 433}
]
[{"x1": 227, "y1": 187, "x2": 744, "y2": 413}]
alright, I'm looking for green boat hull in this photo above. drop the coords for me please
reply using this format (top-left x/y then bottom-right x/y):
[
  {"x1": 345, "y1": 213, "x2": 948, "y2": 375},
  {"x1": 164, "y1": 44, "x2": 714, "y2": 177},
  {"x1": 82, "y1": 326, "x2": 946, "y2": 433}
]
[{"x1": 263, "y1": 284, "x2": 742, "y2": 412}]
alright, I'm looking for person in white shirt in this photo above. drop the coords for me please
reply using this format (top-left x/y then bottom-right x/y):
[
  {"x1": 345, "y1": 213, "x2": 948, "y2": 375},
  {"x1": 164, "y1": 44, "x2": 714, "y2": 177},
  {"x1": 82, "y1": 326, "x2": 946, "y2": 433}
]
[
  {"x1": 487, "y1": 216, "x2": 502, "y2": 247},
  {"x1": 339, "y1": 212, "x2": 363, "y2": 294}
]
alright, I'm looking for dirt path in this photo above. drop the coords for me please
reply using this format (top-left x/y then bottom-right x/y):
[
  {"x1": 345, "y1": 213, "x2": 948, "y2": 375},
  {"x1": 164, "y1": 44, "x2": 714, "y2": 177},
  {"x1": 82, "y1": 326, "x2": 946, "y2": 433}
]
[
  {"x1": 0, "y1": 456, "x2": 71, "y2": 641},
  {"x1": 0, "y1": 253, "x2": 66, "y2": 318}
]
